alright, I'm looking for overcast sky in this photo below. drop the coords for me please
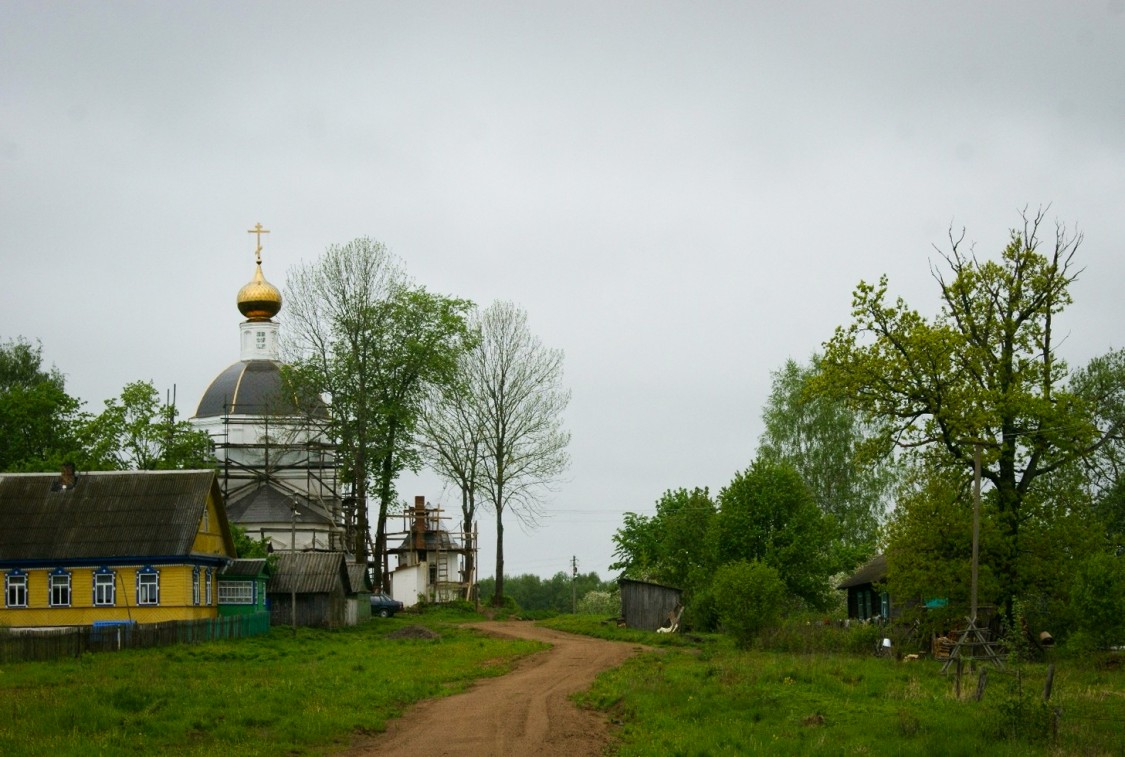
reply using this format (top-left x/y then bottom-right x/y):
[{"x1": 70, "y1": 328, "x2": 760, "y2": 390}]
[{"x1": 3, "y1": 1, "x2": 1124, "y2": 581}]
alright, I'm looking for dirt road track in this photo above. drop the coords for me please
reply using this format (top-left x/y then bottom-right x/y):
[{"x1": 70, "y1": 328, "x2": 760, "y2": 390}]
[{"x1": 343, "y1": 621, "x2": 643, "y2": 757}]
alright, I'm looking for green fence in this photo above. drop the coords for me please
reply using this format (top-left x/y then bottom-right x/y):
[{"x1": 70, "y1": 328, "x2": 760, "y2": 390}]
[{"x1": 0, "y1": 612, "x2": 271, "y2": 663}]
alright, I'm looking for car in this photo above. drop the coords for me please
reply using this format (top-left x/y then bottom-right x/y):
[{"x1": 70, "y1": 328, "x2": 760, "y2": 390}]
[{"x1": 370, "y1": 592, "x2": 404, "y2": 617}]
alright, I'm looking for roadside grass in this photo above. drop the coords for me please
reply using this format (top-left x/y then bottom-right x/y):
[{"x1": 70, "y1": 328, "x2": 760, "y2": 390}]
[
  {"x1": 0, "y1": 610, "x2": 545, "y2": 756},
  {"x1": 547, "y1": 615, "x2": 1124, "y2": 756}
]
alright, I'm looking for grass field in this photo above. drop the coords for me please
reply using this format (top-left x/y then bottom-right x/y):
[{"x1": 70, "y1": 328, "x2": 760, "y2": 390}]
[
  {"x1": 542, "y1": 615, "x2": 1125, "y2": 756},
  {"x1": 0, "y1": 609, "x2": 543, "y2": 756}
]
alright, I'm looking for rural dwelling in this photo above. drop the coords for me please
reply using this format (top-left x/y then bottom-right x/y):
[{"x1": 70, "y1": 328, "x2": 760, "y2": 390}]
[
  {"x1": 217, "y1": 558, "x2": 271, "y2": 617},
  {"x1": 838, "y1": 554, "x2": 891, "y2": 621},
  {"x1": 0, "y1": 468, "x2": 236, "y2": 629},
  {"x1": 388, "y1": 496, "x2": 470, "y2": 607},
  {"x1": 619, "y1": 578, "x2": 683, "y2": 632},
  {"x1": 266, "y1": 551, "x2": 354, "y2": 627}
]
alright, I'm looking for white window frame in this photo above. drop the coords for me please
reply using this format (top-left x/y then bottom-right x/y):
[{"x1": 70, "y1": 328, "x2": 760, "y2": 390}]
[
  {"x1": 5, "y1": 571, "x2": 28, "y2": 608},
  {"x1": 93, "y1": 569, "x2": 116, "y2": 606},
  {"x1": 192, "y1": 568, "x2": 201, "y2": 606},
  {"x1": 136, "y1": 569, "x2": 160, "y2": 606},
  {"x1": 49, "y1": 570, "x2": 72, "y2": 607},
  {"x1": 205, "y1": 569, "x2": 213, "y2": 605},
  {"x1": 218, "y1": 581, "x2": 255, "y2": 605}
]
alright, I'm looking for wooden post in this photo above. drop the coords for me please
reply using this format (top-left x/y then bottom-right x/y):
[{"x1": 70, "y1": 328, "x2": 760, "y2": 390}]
[
  {"x1": 971, "y1": 442, "x2": 981, "y2": 624},
  {"x1": 955, "y1": 657, "x2": 963, "y2": 698},
  {"x1": 1043, "y1": 663, "x2": 1055, "y2": 702},
  {"x1": 974, "y1": 669, "x2": 988, "y2": 701}
]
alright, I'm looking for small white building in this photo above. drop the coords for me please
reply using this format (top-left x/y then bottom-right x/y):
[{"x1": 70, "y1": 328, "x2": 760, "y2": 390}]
[{"x1": 389, "y1": 496, "x2": 468, "y2": 607}]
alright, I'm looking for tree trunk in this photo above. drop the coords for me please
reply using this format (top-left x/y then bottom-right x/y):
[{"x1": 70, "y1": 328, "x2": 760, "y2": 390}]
[{"x1": 493, "y1": 504, "x2": 505, "y2": 606}]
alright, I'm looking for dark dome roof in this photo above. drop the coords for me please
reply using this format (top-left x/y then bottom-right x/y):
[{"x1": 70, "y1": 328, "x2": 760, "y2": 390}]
[{"x1": 195, "y1": 360, "x2": 307, "y2": 418}]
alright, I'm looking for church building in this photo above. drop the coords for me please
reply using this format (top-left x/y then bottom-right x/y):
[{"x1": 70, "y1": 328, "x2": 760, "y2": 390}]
[{"x1": 191, "y1": 225, "x2": 347, "y2": 554}]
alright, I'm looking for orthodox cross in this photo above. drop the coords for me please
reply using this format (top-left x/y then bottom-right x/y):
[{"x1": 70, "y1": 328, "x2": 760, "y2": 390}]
[{"x1": 247, "y1": 223, "x2": 270, "y2": 264}]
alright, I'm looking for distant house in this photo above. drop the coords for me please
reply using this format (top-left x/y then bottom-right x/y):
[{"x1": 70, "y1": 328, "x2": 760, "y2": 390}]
[
  {"x1": 389, "y1": 496, "x2": 468, "y2": 607},
  {"x1": 266, "y1": 551, "x2": 353, "y2": 628},
  {"x1": 619, "y1": 578, "x2": 683, "y2": 632},
  {"x1": 218, "y1": 558, "x2": 271, "y2": 617},
  {"x1": 838, "y1": 554, "x2": 891, "y2": 621},
  {"x1": 0, "y1": 468, "x2": 236, "y2": 629}
]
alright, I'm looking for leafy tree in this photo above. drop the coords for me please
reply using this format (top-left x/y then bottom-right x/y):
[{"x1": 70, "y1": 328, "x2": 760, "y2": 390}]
[
  {"x1": 284, "y1": 238, "x2": 475, "y2": 586},
  {"x1": 611, "y1": 487, "x2": 716, "y2": 592},
  {"x1": 712, "y1": 560, "x2": 787, "y2": 648},
  {"x1": 758, "y1": 356, "x2": 896, "y2": 568},
  {"x1": 0, "y1": 337, "x2": 85, "y2": 471},
  {"x1": 468, "y1": 302, "x2": 571, "y2": 606},
  {"x1": 231, "y1": 524, "x2": 270, "y2": 559},
  {"x1": 716, "y1": 459, "x2": 837, "y2": 609},
  {"x1": 82, "y1": 381, "x2": 213, "y2": 470},
  {"x1": 820, "y1": 210, "x2": 1122, "y2": 619}
]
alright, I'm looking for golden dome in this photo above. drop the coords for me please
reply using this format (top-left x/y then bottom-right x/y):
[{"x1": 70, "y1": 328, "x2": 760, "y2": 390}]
[{"x1": 237, "y1": 262, "x2": 282, "y2": 321}]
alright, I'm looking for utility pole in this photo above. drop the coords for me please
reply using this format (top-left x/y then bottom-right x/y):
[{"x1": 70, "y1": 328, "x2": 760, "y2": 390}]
[{"x1": 571, "y1": 555, "x2": 578, "y2": 614}]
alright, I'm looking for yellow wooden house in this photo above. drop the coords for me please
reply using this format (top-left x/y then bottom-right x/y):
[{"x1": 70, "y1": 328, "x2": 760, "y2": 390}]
[{"x1": 0, "y1": 469, "x2": 236, "y2": 628}]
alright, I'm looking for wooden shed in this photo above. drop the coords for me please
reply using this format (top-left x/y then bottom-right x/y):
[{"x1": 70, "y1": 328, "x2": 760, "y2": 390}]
[
  {"x1": 266, "y1": 552, "x2": 350, "y2": 628},
  {"x1": 619, "y1": 578, "x2": 683, "y2": 632},
  {"x1": 837, "y1": 554, "x2": 891, "y2": 621}
]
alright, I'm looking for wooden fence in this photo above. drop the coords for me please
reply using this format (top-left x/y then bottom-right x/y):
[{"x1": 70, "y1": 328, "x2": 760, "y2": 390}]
[{"x1": 0, "y1": 613, "x2": 271, "y2": 663}]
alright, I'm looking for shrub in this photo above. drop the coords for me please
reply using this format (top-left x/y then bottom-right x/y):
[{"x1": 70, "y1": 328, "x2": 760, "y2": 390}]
[
  {"x1": 577, "y1": 590, "x2": 620, "y2": 616},
  {"x1": 711, "y1": 560, "x2": 787, "y2": 648},
  {"x1": 1070, "y1": 552, "x2": 1125, "y2": 650}
]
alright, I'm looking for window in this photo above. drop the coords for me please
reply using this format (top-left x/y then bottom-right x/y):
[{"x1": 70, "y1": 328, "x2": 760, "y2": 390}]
[
  {"x1": 93, "y1": 568, "x2": 116, "y2": 606},
  {"x1": 218, "y1": 581, "x2": 254, "y2": 604},
  {"x1": 136, "y1": 568, "x2": 160, "y2": 605},
  {"x1": 49, "y1": 569, "x2": 71, "y2": 607},
  {"x1": 192, "y1": 568, "x2": 201, "y2": 606},
  {"x1": 205, "y1": 569, "x2": 213, "y2": 605},
  {"x1": 256, "y1": 331, "x2": 266, "y2": 349},
  {"x1": 5, "y1": 571, "x2": 28, "y2": 608}
]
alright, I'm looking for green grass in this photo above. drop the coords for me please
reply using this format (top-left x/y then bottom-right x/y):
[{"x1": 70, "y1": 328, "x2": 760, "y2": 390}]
[
  {"x1": 546, "y1": 615, "x2": 1125, "y2": 756},
  {"x1": 0, "y1": 610, "x2": 545, "y2": 756}
]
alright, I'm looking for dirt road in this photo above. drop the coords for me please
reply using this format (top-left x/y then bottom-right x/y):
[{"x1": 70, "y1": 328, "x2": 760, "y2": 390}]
[{"x1": 344, "y1": 621, "x2": 643, "y2": 757}]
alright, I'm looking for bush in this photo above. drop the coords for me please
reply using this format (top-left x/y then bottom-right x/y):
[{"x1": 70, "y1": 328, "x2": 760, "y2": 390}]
[
  {"x1": 577, "y1": 590, "x2": 620, "y2": 616},
  {"x1": 1070, "y1": 552, "x2": 1125, "y2": 649},
  {"x1": 711, "y1": 560, "x2": 787, "y2": 648}
]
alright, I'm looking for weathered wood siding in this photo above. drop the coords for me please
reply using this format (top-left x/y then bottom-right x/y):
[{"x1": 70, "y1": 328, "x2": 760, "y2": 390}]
[{"x1": 619, "y1": 578, "x2": 682, "y2": 632}]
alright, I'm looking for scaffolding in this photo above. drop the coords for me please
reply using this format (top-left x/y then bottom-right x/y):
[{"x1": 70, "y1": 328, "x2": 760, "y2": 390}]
[{"x1": 385, "y1": 496, "x2": 477, "y2": 604}]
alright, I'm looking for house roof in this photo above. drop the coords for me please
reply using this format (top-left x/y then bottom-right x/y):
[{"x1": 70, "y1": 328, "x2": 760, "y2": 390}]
[
  {"x1": 837, "y1": 554, "x2": 887, "y2": 589},
  {"x1": 222, "y1": 558, "x2": 270, "y2": 578},
  {"x1": 0, "y1": 470, "x2": 234, "y2": 565},
  {"x1": 267, "y1": 551, "x2": 350, "y2": 594}
]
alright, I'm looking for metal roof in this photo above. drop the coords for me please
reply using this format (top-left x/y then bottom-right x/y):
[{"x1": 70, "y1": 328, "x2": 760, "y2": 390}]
[
  {"x1": 267, "y1": 551, "x2": 350, "y2": 594},
  {"x1": 195, "y1": 360, "x2": 325, "y2": 418},
  {"x1": 0, "y1": 470, "x2": 234, "y2": 564},
  {"x1": 222, "y1": 558, "x2": 270, "y2": 578},
  {"x1": 226, "y1": 483, "x2": 334, "y2": 526}
]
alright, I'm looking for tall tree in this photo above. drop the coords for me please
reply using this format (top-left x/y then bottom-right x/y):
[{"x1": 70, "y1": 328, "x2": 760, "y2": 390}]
[
  {"x1": 611, "y1": 487, "x2": 717, "y2": 592},
  {"x1": 820, "y1": 210, "x2": 1121, "y2": 618},
  {"x1": 470, "y1": 301, "x2": 571, "y2": 606},
  {"x1": 283, "y1": 238, "x2": 474, "y2": 586},
  {"x1": 417, "y1": 360, "x2": 486, "y2": 598},
  {"x1": 0, "y1": 337, "x2": 85, "y2": 471},
  {"x1": 82, "y1": 380, "x2": 214, "y2": 470},
  {"x1": 758, "y1": 356, "x2": 895, "y2": 567},
  {"x1": 715, "y1": 459, "x2": 837, "y2": 609}
]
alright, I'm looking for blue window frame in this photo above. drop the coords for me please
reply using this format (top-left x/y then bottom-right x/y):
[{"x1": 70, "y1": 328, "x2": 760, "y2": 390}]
[
  {"x1": 5, "y1": 570, "x2": 28, "y2": 608},
  {"x1": 93, "y1": 567, "x2": 116, "y2": 606},
  {"x1": 49, "y1": 568, "x2": 71, "y2": 607},
  {"x1": 136, "y1": 566, "x2": 160, "y2": 606}
]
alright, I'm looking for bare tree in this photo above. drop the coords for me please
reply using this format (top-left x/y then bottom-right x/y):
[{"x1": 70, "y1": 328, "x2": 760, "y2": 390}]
[
  {"x1": 282, "y1": 238, "x2": 474, "y2": 587},
  {"x1": 471, "y1": 301, "x2": 571, "y2": 605}
]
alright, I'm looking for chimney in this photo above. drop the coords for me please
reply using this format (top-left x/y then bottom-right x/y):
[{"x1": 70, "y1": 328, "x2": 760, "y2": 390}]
[
  {"x1": 56, "y1": 462, "x2": 78, "y2": 491},
  {"x1": 413, "y1": 495, "x2": 427, "y2": 550}
]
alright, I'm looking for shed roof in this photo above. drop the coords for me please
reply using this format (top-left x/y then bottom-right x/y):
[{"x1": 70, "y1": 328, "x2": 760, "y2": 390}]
[
  {"x1": 267, "y1": 551, "x2": 349, "y2": 594},
  {"x1": 222, "y1": 558, "x2": 270, "y2": 578},
  {"x1": 347, "y1": 563, "x2": 372, "y2": 593},
  {"x1": 837, "y1": 554, "x2": 887, "y2": 589},
  {"x1": 0, "y1": 470, "x2": 234, "y2": 564}
]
